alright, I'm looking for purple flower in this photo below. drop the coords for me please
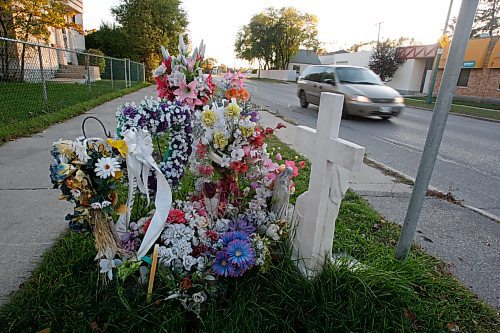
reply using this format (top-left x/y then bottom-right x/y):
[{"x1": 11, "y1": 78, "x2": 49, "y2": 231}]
[
  {"x1": 226, "y1": 240, "x2": 256, "y2": 268},
  {"x1": 122, "y1": 105, "x2": 137, "y2": 117},
  {"x1": 212, "y1": 251, "x2": 235, "y2": 277},
  {"x1": 228, "y1": 217, "x2": 255, "y2": 234},
  {"x1": 221, "y1": 231, "x2": 248, "y2": 245}
]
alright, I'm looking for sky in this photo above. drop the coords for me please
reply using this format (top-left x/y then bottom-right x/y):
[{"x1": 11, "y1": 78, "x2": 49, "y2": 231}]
[{"x1": 83, "y1": 0, "x2": 461, "y2": 67}]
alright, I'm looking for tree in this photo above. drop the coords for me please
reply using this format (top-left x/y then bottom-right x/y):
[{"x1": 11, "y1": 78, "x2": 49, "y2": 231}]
[
  {"x1": 234, "y1": 7, "x2": 319, "y2": 70},
  {"x1": 0, "y1": 0, "x2": 82, "y2": 79},
  {"x1": 200, "y1": 57, "x2": 217, "y2": 73},
  {"x1": 85, "y1": 23, "x2": 130, "y2": 59},
  {"x1": 368, "y1": 39, "x2": 405, "y2": 82},
  {"x1": 112, "y1": 0, "x2": 188, "y2": 79},
  {"x1": 448, "y1": 0, "x2": 499, "y2": 38}
]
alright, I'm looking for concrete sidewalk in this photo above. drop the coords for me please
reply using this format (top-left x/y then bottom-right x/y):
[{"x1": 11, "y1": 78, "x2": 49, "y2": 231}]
[
  {"x1": 259, "y1": 111, "x2": 500, "y2": 309},
  {"x1": 0, "y1": 86, "x2": 153, "y2": 304},
  {"x1": 0, "y1": 85, "x2": 498, "y2": 309}
]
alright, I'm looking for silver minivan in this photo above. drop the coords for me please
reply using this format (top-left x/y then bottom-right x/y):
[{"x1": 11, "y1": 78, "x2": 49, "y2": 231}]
[{"x1": 297, "y1": 65, "x2": 405, "y2": 119}]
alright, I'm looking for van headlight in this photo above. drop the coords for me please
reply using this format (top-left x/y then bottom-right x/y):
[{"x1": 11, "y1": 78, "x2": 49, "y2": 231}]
[
  {"x1": 394, "y1": 96, "x2": 404, "y2": 104},
  {"x1": 350, "y1": 95, "x2": 371, "y2": 103}
]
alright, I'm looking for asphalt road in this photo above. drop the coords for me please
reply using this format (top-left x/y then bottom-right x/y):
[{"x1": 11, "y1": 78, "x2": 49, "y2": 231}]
[{"x1": 243, "y1": 79, "x2": 500, "y2": 218}]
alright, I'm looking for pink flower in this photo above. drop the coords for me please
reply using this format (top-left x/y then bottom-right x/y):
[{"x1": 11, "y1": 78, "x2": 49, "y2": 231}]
[
  {"x1": 186, "y1": 57, "x2": 195, "y2": 72},
  {"x1": 173, "y1": 79, "x2": 198, "y2": 101},
  {"x1": 198, "y1": 164, "x2": 214, "y2": 176},
  {"x1": 184, "y1": 96, "x2": 203, "y2": 110},
  {"x1": 275, "y1": 153, "x2": 282, "y2": 161},
  {"x1": 263, "y1": 158, "x2": 278, "y2": 172},
  {"x1": 264, "y1": 172, "x2": 277, "y2": 184},
  {"x1": 284, "y1": 160, "x2": 299, "y2": 177}
]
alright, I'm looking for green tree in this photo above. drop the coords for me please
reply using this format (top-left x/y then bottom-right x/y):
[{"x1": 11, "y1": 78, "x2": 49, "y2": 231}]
[
  {"x1": 368, "y1": 39, "x2": 405, "y2": 82},
  {"x1": 85, "y1": 23, "x2": 130, "y2": 59},
  {"x1": 448, "y1": 0, "x2": 498, "y2": 38},
  {"x1": 112, "y1": 0, "x2": 188, "y2": 79},
  {"x1": 234, "y1": 7, "x2": 319, "y2": 70},
  {"x1": 0, "y1": 0, "x2": 82, "y2": 80},
  {"x1": 201, "y1": 57, "x2": 217, "y2": 73}
]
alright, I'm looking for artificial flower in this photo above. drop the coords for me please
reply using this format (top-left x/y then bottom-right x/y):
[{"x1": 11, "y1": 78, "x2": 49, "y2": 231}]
[
  {"x1": 226, "y1": 239, "x2": 256, "y2": 267},
  {"x1": 201, "y1": 108, "x2": 216, "y2": 127},
  {"x1": 107, "y1": 138, "x2": 128, "y2": 157},
  {"x1": 213, "y1": 132, "x2": 228, "y2": 149},
  {"x1": 174, "y1": 80, "x2": 198, "y2": 102},
  {"x1": 212, "y1": 251, "x2": 235, "y2": 277},
  {"x1": 94, "y1": 157, "x2": 121, "y2": 179},
  {"x1": 224, "y1": 99, "x2": 240, "y2": 118}
]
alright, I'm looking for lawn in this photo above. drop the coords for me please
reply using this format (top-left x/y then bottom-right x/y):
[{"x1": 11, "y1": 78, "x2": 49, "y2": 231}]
[
  {"x1": 405, "y1": 97, "x2": 500, "y2": 121},
  {"x1": 0, "y1": 80, "x2": 150, "y2": 143},
  {"x1": 0, "y1": 135, "x2": 498, "y2": 332}
]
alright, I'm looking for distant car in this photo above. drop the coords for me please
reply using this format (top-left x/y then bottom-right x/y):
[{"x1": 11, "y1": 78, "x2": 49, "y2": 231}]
[{"x1": 297, "y1": 65, "x2": 405, "y2": 119}]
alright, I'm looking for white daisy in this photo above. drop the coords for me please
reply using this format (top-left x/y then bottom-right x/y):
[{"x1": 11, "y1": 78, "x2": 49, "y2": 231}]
[{"x1": 94, "y1": 157, "x2": 120, "y2": 179}]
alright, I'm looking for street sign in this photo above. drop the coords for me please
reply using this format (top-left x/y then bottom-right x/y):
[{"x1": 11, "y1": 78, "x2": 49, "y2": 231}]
[
  {"x1": 439, "y1": 34, "x2": 450, "y2": 48},
  {"x1": 463, "y1": 61, "x2": 475, "y2": 67}
]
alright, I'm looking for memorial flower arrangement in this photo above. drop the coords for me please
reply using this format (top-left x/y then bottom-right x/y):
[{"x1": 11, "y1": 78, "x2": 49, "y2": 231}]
[
  {"x1": 153, "y1": 34, "x2": 215, "y2": 110},
  {"x1": 49, "y1": 137, "x2": 128, "y2": 260},
  {"x1": 49, "y1": 35, "x2": 305, "y2": 316}
]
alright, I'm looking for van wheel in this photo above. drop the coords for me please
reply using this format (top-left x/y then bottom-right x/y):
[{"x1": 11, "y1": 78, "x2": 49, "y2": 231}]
[{"x1": 299, "y1": 91, "x2": 309, "y2": 108}]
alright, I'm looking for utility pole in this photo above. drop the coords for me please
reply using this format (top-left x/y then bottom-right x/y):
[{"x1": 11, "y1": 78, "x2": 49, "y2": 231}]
[
  {"x1": 425, "y1": 0, "x2": 455, "y2": 104},
  {"x1": 396, "y1": 0, "x2": 479, "y2": 260},
  {"x1": 375, "y1": 22, "x2": 383, "y2": 44}
]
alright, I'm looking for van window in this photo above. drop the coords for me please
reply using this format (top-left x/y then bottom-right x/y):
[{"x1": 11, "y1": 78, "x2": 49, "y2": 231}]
[
  {"x1": 321, "y1": 67, "x2": 336, "y2": 82},
  {"x1": 304, "y1": 66, "x2": 324, "y2": 82},
  {"x1": 336, "y1": 67, "x2": 381, "y2": 85}
]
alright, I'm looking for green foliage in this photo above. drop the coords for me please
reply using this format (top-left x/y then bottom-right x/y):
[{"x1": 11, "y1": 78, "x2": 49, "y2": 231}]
[
  {"x1": 368, "y1": 39, "x2": 405, "y2": 82},
  {"x1": 0, "y1": 137, "x2": 498, "y2": 332},
  {"x1": 235, "y1": 7, "x2": 319, "y2": 70},
  {"x1": 449, "y1": 0, "x2": 500, "y2": 38},
  {"x1": 111, "y1": 0, "x2": 188, "y2": 79},
  {"x1": 85, "y1": 23, "x2": 131, "y2": 59}
]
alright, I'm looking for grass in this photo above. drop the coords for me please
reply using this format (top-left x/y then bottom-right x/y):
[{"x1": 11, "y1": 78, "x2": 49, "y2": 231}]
[
  {"x1": 405, "y1": 97, "x2": 500, "y2": 121},
  {"x1": 0, "y1": 80, "x2": 151, "y2": 143},
  {"x1": 0, "y1": 136, "x2": 498, "y2": 332}
]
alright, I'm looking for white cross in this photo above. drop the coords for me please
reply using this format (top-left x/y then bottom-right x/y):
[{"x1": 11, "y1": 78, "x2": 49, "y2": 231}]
[{"x1": 293, "y1": 92, "x2": 365, "y2": 276}]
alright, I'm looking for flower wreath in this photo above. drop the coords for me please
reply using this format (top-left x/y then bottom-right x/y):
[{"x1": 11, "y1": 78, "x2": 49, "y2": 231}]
[{"x1": 116, "y1": 98, "x2": 193, "y2": 187}]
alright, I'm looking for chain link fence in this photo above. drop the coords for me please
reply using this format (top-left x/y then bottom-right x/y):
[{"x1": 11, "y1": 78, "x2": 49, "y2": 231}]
[{"x1": 0, "y1": 37, "x2": 145, "y2": 126}]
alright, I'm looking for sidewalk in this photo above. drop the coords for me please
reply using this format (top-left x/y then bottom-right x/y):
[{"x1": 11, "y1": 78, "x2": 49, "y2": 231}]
[
  {"x1": 259, "y1": 111, "x2": 500, "y2": 309},
  {"x1": 0, "y1": 86, "x2": 153, "y2": 305},
  {"x1": 0, "y1": 86, "x2": 498, "y2": 309}
]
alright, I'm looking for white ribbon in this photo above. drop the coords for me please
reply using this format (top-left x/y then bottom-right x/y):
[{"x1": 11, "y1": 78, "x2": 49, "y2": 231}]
[{"x1": 121, "y1": 129, "x2": 172, "y2": 260}]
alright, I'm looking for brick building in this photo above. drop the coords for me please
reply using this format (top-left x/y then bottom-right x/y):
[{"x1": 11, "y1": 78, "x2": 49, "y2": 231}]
[{"x1": 434, "y1": 37, "x2": 499, "y2": 104}]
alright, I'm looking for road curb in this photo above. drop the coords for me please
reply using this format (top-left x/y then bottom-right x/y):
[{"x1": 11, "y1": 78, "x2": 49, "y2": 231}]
[
  {"x1": 364, "y1": 156, "x2": 500, "y2": 223},
  {"x1": 406, "y1": 105, "x2": 500, "y2": 123}
]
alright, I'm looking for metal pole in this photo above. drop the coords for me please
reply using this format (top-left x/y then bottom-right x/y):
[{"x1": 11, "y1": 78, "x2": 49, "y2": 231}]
[
  {"x1": 110, "y1": 58, "x2": 114, "y2": 90},
  {"x1": 396, "y1": 0, "x2": 479, "y2": 260},
  {"x1": 37, "y1": 45, "x2": 48, "y2": 105},
  {"x1": 425, "y1": 0, "x2": 454, "y2": 104},
  {"x1": 127, "y1": 58, "x2": 131, "y2": 87},
  {"x1": 376, "y1": 22, "x2": 383, "y2": 44},
  {"x1": 124, "y1": 59, "x2": 127, "y2": 88}
]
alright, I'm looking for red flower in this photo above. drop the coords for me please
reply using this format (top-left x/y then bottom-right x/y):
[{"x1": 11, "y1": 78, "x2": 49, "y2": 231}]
[
  {"x1": 225, "y1": 88, "x2": 239, "y2": 100},
  {"x1": 284, "y1": 160, "x2": 299, "y2": 177},
  {"x1": 264, "y1": 127, "x2": 274, "y2": 135},
  {"x1": 206, "y1": 74, "x2": 216, "y2": 93},
  {"x1": 230, "y1": 161, "x2": 248, "y2": 174},
  {"x1": 238, "y1": 88, "x2": 250, "y2": 101},
  {"x1": 179, "y1": 277, "x2": 192, "y2": 290},
  {"x1": 196, "y1": 141, "x2": 207, "y2": 158},
  {"x1": 298, "y1": 161, "x2": 307, "y2": 169},
  {"x1": 205, "y1": 230, "x2": 219, "y2": 242},
  {"x1": 162, "y1": 57, "x2": 172, "y2": 74},
  {"x1": 167, "y1": 209, "x2": 187, "y2": 224},
  {"x1": 155, "y1": 76, "x2": 174, "y2": 101},
  {"x1": 276, "y1": 123, "x2": 286, "y2": 129},
  {"x1": 143, "y1": 218, "x2": 151, "y2": 233}
]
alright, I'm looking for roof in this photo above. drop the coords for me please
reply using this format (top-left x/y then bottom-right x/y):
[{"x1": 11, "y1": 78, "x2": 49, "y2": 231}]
[
  {"x1": 289, "y1": 49, "x2": 321, "y2": 65},
  {"x1": 323, "y1": 50, "x2": 349, "y2": 55}
]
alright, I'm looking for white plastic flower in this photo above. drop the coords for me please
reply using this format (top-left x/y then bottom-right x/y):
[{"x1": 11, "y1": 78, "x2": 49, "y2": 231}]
[
  {"x1": 183, "y1": 255, "x2": 197, "y2": 271},
  {"x1": 99, "y1": 258, "x2": 122, "y2": 280},
  {"x1": 73, "y1": 141, "x2": 89, "y2": 162},
  {"x1": 94, "y1": 157, "x2": 120, "y2": 179}
]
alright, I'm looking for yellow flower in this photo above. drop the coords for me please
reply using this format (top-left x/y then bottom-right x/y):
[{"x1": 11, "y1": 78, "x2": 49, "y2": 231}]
[
  {"x1": 201, "y1": 109, "x2": 216, "y2": 127},
  {"x1": 113, "y1": 170, "x2": 124, "y2": 180},
  {"x1": 240, "y1": 126, "x2": 255, "y2": 138},
  {"x1": 54, "y1": 139, "x2": 74, "y2": 156},
  {"x1": 213, "y1": 131, "x2": 228, "y2": 149},
  {"x1": 107, "y1": 139, "x2": 128, "y2": 157},
  {"x1": 225, "y1": 101, "x2": 240, "y2": 118}
]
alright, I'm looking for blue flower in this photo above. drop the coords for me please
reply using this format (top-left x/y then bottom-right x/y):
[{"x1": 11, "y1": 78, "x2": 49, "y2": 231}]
[
  {"x1": 221, "y1": 231, "x2": 248, "y2": 245},
  {"x1": 228, "y1": 217, "x2": 256, "y2": 234},
  {"x1": 226, "y1": 240, "x2": 256, "y2": 268},
  {"x1": 212, "y1": 251, "x2": 235, "y2": 277}
]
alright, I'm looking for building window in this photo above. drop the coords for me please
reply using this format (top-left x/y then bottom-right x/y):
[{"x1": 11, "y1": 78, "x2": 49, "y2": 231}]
[
  {"x1": 457, "y1": 68, "x2": 471, "y2": 87},
  {"x1": 292, "y1": 65, "x2": 300, "y2": 73}
]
